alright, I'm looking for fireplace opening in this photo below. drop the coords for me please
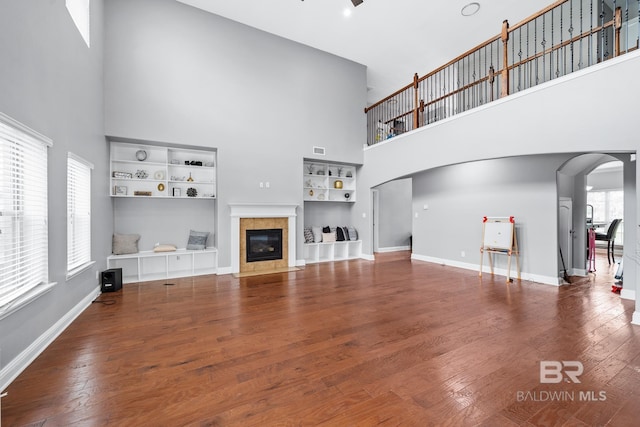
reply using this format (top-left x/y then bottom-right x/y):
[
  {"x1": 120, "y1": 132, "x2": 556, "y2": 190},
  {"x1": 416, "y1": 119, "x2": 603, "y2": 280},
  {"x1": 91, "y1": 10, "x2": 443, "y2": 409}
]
[{"x1": 246, "y1": 229, "x2": 283, "y2": 263}]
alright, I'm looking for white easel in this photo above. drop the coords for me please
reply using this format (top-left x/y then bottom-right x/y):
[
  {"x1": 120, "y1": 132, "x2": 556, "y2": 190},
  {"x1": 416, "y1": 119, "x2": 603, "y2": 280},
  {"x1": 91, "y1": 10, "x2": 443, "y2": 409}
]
[{"x1": 479, "y1": 216, "x2": 520, "y2": 283}]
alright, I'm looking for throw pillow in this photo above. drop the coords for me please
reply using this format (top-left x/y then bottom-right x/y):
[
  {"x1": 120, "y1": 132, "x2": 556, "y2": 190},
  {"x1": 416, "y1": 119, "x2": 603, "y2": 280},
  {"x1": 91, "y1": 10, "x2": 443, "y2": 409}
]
[
  {"x1": 304, "y1": 227, "x2": 314, "y2": 243},
  {"x1": 312, "y1": 226, "x2": 323, "y2": 243},
  {"x1": 322, "y1": 232, "x2": 336, "y2": 243},
  {"x1": 112, "y1": 233, "x2": 140, "y2": 255},
  {"x1": 187, "y1": 230, "x2": 209, "y2": 250},
  {"x1": 341, "y1": 226, "x2": 350, "y2": 241},
  {"x1": 348, "y1": 226, "x2": 358, "y2": 241},
  {"x1": 336, "y1": 227, "x2": 346, "y2": 241},
  {"x1": 154, "y1": 244, "x2": 177, "y2": 252}
]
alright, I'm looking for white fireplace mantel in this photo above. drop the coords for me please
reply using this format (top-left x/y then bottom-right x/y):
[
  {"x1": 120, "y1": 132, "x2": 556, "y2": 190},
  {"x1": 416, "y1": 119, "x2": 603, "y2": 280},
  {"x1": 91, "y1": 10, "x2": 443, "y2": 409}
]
[{"x1": 229, "y1": 203, "x2": 298, "y2": 273}]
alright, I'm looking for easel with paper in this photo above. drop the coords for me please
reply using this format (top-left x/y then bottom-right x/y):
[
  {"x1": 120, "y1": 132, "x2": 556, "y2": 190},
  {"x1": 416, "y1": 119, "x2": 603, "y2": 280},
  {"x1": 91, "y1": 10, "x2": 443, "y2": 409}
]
[{"x1": 479, "y1": 216, "x2": 520, "y2": 282}]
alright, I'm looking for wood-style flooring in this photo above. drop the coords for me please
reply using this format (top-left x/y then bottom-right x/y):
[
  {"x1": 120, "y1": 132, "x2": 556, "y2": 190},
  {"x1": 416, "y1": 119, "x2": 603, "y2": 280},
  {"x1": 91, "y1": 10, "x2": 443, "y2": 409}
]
[{"x1": 2, "y1": 251, "x2": 640, "y2": 426}]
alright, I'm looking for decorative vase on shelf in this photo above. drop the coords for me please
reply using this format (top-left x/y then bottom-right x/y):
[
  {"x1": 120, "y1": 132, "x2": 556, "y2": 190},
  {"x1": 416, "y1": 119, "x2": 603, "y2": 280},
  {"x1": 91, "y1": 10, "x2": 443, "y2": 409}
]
[{"x1": 334, "y1": 180, "x2": 343, "y2": 189}]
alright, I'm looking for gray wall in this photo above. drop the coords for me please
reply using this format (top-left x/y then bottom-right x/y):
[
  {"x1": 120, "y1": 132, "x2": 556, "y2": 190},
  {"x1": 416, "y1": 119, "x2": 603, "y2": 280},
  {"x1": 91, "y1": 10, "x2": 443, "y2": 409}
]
[
  {"x1": 411, "y1": 155, "x2": 574, "y2": 282},
  {"x1": 375, "y1": 179, "x2": 412, "y2": 249},
  {"x1": 103, "y1": 0, "x2": 367, "y2": 268},
  {"x1": 0, "y1": 0, "x2": 110, "y2": 383}
]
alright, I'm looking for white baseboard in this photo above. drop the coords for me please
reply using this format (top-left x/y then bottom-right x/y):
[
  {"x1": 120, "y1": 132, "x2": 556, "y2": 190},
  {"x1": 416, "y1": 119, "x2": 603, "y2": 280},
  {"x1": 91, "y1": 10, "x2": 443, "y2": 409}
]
[
  {"x1": 410, "y1": 254, "x2": 560, "y2": 286},
  {"x1": 0, "y1": 286, "x2": 101, "y2": 392},
  {"x1": 216, "y1": 266, "x2": 232, "y2": 275},
  {"x1": 620, "y1": 288, "x2": 636, "y2": 301},
  {"x1": 296, "y1": 259, "x2": 306, "y2": 267},
  {"x1": 360, "y1": 254, "x2": 375, "y2": 261},
  {"x1": 632, "y1": 311, "x2": 640, "y2": 326},
  {"x1": 572, "y1": 268, "x2": 588, "y2": 277},
  {"x1": 376, "y1": 246, "x2": 411, "y2": 253}
]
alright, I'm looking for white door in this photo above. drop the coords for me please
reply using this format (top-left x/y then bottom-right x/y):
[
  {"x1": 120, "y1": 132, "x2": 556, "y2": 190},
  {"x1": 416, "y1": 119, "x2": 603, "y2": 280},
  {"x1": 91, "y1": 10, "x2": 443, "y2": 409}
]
[{"x1": 559, "y1": 198, "x2": 573, "y2": 275}]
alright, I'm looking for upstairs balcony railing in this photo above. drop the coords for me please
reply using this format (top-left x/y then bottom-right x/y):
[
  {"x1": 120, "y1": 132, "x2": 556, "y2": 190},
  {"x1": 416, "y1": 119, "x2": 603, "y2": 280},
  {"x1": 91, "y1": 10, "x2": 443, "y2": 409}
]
[{"x1": 365, "y1": 0, "x2": 639, "y2": 146}]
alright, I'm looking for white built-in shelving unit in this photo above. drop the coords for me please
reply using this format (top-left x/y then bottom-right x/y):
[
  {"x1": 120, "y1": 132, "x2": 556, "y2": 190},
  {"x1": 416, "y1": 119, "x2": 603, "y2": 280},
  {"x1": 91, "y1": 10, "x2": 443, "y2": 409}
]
[
  {"x1": 303, "y1": 160, "x2": 356, "y2": 203},
  {"x1": 110, "y1": 141, "x2": 216, "y2": 199},
  {"x1": 107, "y1": 248, "x2": 217, "y2": 284}
]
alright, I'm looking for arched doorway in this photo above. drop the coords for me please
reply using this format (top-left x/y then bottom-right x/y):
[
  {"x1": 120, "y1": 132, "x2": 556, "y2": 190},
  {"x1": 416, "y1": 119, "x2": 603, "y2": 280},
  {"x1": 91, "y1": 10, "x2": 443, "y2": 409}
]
[{"x1": 557, "y1": 153, "x2": 631, "y2": 283}]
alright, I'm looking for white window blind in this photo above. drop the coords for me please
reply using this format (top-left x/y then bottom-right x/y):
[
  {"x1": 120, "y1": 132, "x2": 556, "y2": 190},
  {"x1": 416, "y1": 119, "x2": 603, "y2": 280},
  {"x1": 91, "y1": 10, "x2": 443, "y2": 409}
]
[
  {"x1": 0, "y1": 113, "x2": 52, "y2": 308},
  {"x1": 67, "y1": 153, "x2": 93, "y2": 276}
]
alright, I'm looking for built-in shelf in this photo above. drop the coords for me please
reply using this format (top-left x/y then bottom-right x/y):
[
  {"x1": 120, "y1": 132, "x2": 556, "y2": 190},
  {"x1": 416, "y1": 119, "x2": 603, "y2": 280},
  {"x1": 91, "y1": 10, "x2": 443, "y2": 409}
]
[
  {"x1": 107, "y1": 248, "x2": 218, "y2": 283},
  {"x1": 110, "y1": 141, "x2": 216, "y2": 199},
  {"x1": 303, "y1": 160, "x2": 356, "y2": 202},
  {"x1": 303, "y1": 241, "x2": 362, "y2": 264}
]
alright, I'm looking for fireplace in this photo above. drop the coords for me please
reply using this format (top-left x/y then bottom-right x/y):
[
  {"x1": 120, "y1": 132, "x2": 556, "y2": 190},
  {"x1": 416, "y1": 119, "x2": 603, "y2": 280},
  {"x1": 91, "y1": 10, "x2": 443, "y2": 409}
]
[
  {"x1": 228, "y1": 203, "x2": 297, "y2": 274},
  {"x1": 246, "y1": 229, "x2": 283, "y2": 263}
]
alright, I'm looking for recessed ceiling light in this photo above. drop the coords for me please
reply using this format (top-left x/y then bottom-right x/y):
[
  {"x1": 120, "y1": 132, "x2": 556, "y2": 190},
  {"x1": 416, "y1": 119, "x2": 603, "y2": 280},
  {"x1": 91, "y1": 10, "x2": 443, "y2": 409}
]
[
  {"x1": 343, "y1": 8, "x2": 352, "y2": 17},
  {"x1": 461, "y1": 2, "x2": 480, "y2": 17}
]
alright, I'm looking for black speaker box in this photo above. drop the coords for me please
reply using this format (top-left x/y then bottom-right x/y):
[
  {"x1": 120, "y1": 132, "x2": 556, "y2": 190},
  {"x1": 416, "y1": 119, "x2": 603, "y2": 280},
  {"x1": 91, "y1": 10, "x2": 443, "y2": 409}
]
[{"x1": 101, "y1": 268, "x2": 122, "y2": 292}]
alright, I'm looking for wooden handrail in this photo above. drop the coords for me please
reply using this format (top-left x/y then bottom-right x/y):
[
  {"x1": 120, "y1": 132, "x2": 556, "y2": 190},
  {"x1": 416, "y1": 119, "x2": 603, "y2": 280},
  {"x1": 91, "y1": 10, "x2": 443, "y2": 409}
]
[
  {"x1": 507, "y1": 0, "x2": 568, "y2": 33},
  {"x1": 364, "y1": 82, "x2": 414, "y2": 113}
]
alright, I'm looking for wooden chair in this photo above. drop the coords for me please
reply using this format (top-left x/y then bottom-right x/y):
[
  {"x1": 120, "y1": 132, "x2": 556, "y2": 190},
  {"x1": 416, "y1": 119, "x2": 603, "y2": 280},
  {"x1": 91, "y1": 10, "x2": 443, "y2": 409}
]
[{"x1": 595, "y1": 219, "x2": 622, "y2": 265}]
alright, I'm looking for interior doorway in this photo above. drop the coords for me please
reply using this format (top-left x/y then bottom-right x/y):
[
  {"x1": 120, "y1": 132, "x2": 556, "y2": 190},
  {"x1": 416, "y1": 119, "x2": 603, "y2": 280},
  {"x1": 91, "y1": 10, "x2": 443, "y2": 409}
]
[{"x1": 557, "y1": 153, "x2": 629, "y2": 281}]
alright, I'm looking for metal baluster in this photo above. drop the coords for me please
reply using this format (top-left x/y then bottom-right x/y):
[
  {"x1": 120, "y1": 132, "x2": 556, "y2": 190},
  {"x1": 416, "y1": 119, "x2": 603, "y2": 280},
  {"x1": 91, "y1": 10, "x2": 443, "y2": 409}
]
[
  {"x1": 560, "y1": 1, "x2": 564, "y2": 77},
  {"x1": 579, "y1": 0, "x2": 584, "y2": 69},
  {"x1": 587, "y1": 0, "x2": 593, "y2": 67},
  {"x1": 625, "y1": 0, "x2": 629, "y2": 53},
  {"x1": 542, "y1": 13, "x2": 547, "y2": 82},
  {"x1": 525, "y1": 22, "x2": 530, "y2": 89},
  {"x1": 569, "y1": 0, "x2": 574, "y2": 72},
  {"x1": 600, "y1": 0, "x2": 605, "y2": 61}
]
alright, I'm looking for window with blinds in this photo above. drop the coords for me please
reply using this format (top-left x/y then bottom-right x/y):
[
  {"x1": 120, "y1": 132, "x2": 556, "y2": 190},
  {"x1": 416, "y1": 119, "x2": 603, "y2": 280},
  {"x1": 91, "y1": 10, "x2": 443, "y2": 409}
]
[
  {"x1": 0, "y1": 113, "x2": 52, "y2": 309},
  {"x1": 67, "y1": 153, "x2": 93, "y2": 277}
]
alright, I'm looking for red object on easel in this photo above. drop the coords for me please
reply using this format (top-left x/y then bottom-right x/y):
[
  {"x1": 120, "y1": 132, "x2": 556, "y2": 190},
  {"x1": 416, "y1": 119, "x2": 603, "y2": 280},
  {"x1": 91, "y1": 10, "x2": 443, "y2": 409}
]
[{"x1": 587, "y1": 228, "x2": 596, "y2": 272}]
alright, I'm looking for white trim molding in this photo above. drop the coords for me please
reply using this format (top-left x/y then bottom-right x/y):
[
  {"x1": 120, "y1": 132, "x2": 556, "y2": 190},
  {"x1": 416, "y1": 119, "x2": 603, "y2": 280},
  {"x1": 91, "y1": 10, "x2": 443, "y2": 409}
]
[
  {"x1": 376, "y1": 246, "x2": 411, "y2": 253},
  {"x1": 0, "y1": 286, "x2": 100, "y2": 391},
  {"x1": 620, "y1": 289, "x2": 636, "y2": 301},
  {"x1": 228, "y1": 203, "x2": 298, "y2": 274},
  {"x1": 411, "y1": 254, "x2": 560, "y2": 286}
]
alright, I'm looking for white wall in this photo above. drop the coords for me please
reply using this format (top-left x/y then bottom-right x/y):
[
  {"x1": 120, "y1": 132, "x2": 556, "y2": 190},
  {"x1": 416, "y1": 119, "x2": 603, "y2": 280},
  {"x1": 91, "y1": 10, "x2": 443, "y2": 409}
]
[
  {"x1": 103, "y1": 0, "x2": 367, "y2": 269},
  {"x1": 0, "y1": 0, "x2": 110, "y2": 388}
]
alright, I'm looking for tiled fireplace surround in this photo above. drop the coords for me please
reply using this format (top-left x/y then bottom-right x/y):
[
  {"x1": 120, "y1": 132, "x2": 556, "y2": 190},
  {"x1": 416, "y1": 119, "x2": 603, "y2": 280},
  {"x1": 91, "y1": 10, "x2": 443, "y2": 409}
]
[{"x1": 229, "y1": 204, "x2": 298, "y2": 274}]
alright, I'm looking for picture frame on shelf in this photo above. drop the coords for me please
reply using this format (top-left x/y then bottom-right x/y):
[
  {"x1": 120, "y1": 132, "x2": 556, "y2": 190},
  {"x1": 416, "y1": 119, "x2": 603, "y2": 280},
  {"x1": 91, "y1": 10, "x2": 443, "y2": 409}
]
[
  {"x1": 114, "y1": 185, "x2": 128, "y2": 196},
  {"x1": 173, "y1": 188, "x2": 182, "y2": 197}
]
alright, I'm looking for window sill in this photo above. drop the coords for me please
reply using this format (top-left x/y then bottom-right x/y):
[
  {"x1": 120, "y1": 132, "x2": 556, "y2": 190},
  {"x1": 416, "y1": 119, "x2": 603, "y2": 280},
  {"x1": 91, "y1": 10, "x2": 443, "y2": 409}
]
[
  {"x1": 66, "y1": 261, "x2": 96, "y2": 281},
  {"x1": 0, "y1": 282, "x2": 57, "y2": 321}
]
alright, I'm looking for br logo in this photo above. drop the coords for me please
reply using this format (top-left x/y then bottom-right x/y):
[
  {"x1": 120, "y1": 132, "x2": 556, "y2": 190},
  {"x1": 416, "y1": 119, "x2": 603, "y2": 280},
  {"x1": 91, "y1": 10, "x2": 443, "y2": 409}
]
[{"x1": 540, "y1": 361, "x2": 584, "y2": 384}]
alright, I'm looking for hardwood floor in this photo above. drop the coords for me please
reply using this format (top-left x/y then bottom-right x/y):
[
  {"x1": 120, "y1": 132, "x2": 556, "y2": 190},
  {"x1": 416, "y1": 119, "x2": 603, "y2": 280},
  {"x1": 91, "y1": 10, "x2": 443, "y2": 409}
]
[{"x1": 3, "y1": 252, "x2": 639, "y2": 426}]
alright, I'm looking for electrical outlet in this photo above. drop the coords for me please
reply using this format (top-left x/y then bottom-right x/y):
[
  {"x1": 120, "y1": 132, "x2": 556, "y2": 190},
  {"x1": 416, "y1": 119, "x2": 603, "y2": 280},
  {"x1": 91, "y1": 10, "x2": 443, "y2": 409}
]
[
  {"x1": 265, "y1": 182, "x2": 270, "y2": 188},
  {"x1": 461, "y1": 251, "x2": 466, "y2": 258}
]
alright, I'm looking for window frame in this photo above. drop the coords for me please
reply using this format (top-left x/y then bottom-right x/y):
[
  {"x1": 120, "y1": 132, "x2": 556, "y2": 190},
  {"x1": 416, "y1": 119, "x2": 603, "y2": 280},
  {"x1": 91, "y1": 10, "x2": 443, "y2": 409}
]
[
  {"x1": 67, "y1": 152, "x2": 94, "y2": 279},
  {"x1": 0, "y1": 112, "x2": 55, "y2": 319}
]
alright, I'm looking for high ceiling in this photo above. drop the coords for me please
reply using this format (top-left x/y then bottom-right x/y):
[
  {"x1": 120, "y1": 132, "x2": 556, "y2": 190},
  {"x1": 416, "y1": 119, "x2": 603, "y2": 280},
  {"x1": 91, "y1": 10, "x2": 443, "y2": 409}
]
[{"x1": 176, "y1": 0, "x2": 554, "y2": 105}]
